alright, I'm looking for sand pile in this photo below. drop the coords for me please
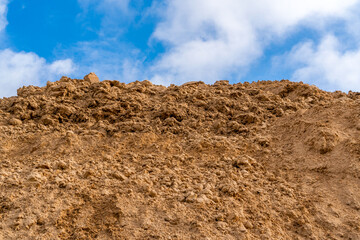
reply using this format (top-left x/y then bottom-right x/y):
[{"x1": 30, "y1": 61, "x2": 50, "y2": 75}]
[{"x1": 0, "y1": 73, "x2": 359, "y2": 239}]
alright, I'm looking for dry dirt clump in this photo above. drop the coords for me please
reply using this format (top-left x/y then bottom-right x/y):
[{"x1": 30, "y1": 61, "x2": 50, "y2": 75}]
[{"x1": 0, "y1": 73, "x2": 360, "y2": 239}]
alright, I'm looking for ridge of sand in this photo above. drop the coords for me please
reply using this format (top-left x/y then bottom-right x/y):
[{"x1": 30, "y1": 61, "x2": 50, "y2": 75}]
[{"x1": 0, "y1": 74, "x2": 359, "y2": 239}]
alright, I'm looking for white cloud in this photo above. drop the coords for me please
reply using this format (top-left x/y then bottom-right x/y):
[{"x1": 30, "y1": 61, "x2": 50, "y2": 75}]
[
  {"x1": 48, "y1": 59, "x2": 75, "y2": 75},
  {"x1": 150, "y1": 0, "x2": 359, "y2": 84},
  {"x1": 0, "y1": 49, "x2": 76, "y2": 97},
  {"x1": 0, "y1": 0, "x2": 8, "y2": 32},
  {"x1": 343, "y1": 4, "x2": 360, "y2": 40},
  {"x1": 283, "y1": 35, "x2": 360, "y2": 91}
]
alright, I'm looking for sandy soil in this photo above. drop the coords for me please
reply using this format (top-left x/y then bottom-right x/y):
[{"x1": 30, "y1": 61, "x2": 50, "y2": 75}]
[{"x1": 0, "y1": 73, "x2": 359, "y2": 239}]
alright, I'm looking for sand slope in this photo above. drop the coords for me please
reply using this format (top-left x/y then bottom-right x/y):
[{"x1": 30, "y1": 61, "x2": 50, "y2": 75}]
[{"x1": 0, "y1": 74, "x2": 359, "y2": 239}]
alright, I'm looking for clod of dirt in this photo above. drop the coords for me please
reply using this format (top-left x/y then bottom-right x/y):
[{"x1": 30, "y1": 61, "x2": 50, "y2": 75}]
[
  {"x1": 84, "y1": 72, "x2": 100, "y2": 84},
  {"x1": 0, "y1": 74, "x2": 359, "y2": 239}
]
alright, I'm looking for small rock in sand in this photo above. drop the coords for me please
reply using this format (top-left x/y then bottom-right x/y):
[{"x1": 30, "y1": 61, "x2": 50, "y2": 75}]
[{"x1": 84, "y1": 72, "x2": 100, "y2": 84}]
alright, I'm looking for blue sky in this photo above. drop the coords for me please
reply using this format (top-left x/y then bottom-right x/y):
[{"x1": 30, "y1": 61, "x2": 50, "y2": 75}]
[{"x1": 0, "y1": 0, "x2": 360, "y2": 97}]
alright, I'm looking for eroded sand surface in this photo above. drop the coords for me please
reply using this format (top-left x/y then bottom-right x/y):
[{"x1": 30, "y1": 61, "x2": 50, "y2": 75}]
[{"x1": 0, "y1": 73, "x2": 360, "y2": 239}]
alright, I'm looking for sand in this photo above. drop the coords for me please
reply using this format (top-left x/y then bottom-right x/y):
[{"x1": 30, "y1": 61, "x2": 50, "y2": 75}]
[{"x1": 0, "y1": 73, "x2": 359, "y2": 239}]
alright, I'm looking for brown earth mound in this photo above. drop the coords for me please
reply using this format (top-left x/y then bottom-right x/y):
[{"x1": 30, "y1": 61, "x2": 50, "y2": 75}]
[{"x1": 0, "y1": 73, "x2": 360, "y2": 239}]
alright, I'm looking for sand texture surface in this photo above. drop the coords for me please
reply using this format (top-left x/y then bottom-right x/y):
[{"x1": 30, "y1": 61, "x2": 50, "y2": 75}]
[{"x1": 0, "y1": 74, "x2": 360, "y2": 239}]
